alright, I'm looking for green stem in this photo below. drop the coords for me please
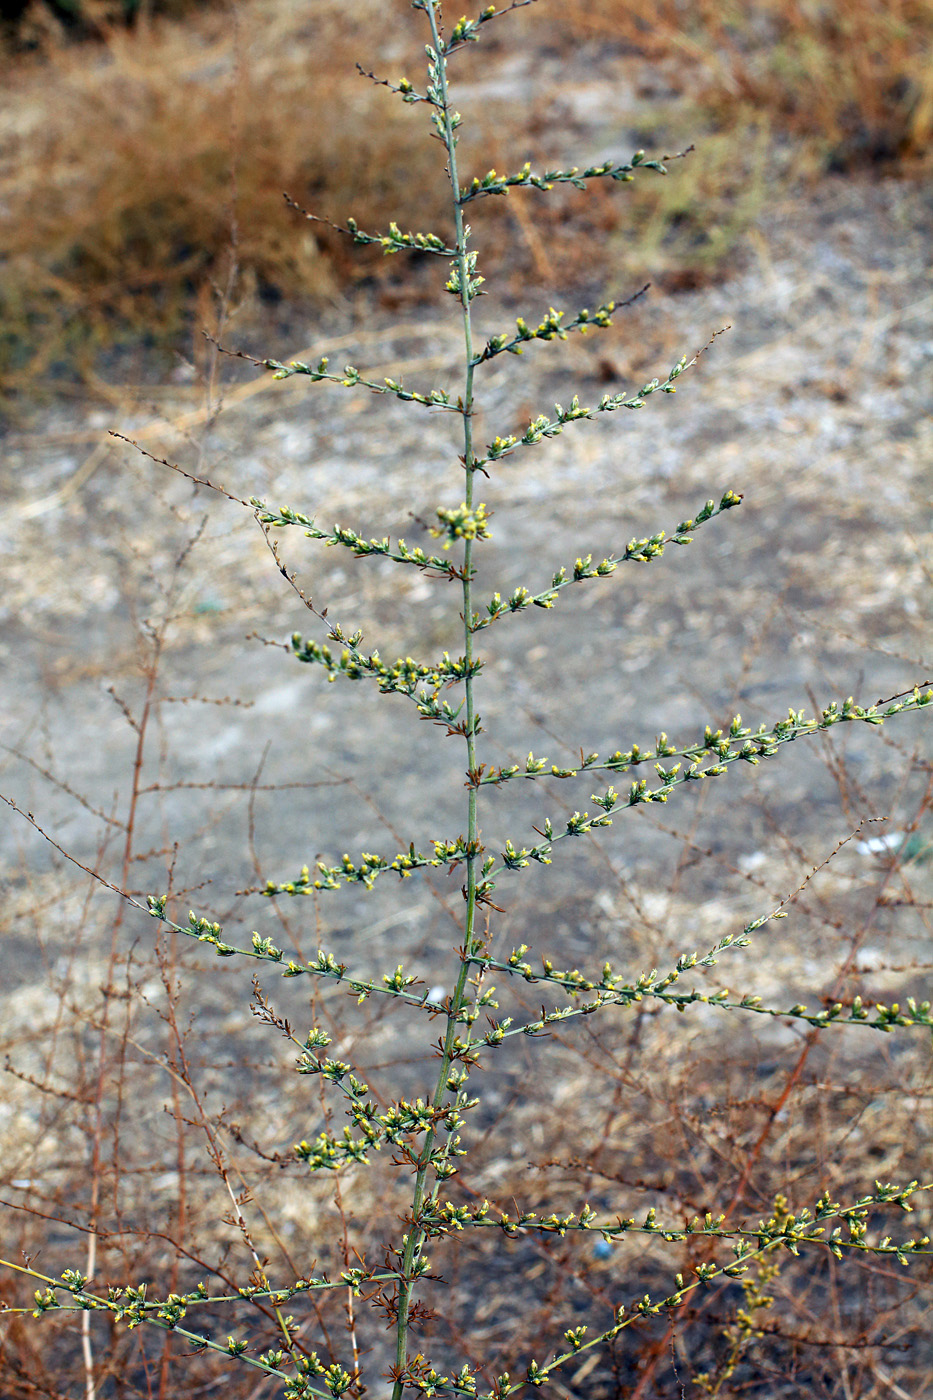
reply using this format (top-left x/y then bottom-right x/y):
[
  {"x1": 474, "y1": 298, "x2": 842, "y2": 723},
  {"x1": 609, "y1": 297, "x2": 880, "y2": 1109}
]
[{"x1": 391, "y1": 7, "x2": 482, "y2": 1396}]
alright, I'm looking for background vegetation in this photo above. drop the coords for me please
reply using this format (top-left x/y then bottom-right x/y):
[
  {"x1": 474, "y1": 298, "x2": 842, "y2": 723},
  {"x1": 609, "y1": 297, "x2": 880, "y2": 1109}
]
[{"x1": 0, "y1": 0, "x2": 930, "y2": 406}]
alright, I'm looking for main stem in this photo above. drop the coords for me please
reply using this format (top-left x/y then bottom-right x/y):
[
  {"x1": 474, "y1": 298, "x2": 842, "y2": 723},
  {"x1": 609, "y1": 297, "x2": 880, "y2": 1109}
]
[{"x1": 391, "y1": 7, "x2": 480, "y2": 1396}]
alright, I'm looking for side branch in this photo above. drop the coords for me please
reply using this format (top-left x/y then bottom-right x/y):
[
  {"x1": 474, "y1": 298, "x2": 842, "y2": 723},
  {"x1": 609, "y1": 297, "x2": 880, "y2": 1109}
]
[
  {"x1": 289, "y1": 632, "x2": 479, "y2": 705},
  {"x1": 145, "y1": 899, "x2": 458, "y2": 1016},
  {"x1": 469, "y1": 490, "x2": 742, "y2": 631},
  {"x1": 420, "y1": 1184, "x2": 931, "y2": 1261},
  {"x1": 478, "y1": 687, "x2": 933, "y2": 786},
  {"x1": 459, "y1": 147, "x2": 691, "y2": 203},
  {"x1": 469, "y1": 688, "x2": 932, "y2": 898},
  {"x1": 471, "y1": 290, "x2": 648, "y2": 366},
  {"x1": 255, "y1": 831, "x2": 482, "y2": 896},
  {"x1": 284, "y1": 193, "x2": 456, "y2": 256},
  {"x1": 475, "y1": 330, "x2": 729, "y2": 468},
  {"x1": 217, "y1": 342, "x2": 457, "y2": 409},
  {"x1": 254, "y1": 502, "x2": 464, "y2": 578}
]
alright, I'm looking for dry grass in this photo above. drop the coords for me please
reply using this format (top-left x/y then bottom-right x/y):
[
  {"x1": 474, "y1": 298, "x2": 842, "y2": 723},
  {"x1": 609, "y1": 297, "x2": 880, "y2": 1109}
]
[
  {"x1": 545, "y1": 0, "x2": 933, "y2": 169},
  {"x1": 1, "y1": 0, "x2": 931, "y2": 404},
  {"x1": 4, "y1": 0, "x2": 219, "y2": 49},
  {"x1": 0, "y1": 1, "x2": 439, "y2": 397}
]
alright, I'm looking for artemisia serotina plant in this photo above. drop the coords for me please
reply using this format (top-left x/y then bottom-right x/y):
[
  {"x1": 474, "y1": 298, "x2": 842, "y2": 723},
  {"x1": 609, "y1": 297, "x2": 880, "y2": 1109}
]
[{"x1": 4, "y1": 3, "x2": 932, "y2": 1397}]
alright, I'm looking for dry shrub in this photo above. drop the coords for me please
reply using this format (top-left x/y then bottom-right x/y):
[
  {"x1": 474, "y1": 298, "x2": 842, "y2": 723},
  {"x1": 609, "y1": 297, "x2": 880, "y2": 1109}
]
[
  {"x1": 2, "y1": 0, "x2": 221, "y2": 50},
  {"x1": 3, "y1": 0, "x2": 932, "y2": 405},
  {"x1": 4, "y1": 743, "x2": 930, "y2": 1397},
  {"x1": 543, "y1": 0, "x2": 933, "y2": 170},
  {"x1": 0, "y1": 0, "x2": 441, "y2": 395},
  {"x1": 426, "y1": 833, "x2": 933, "y2": 1397},
  {"x1": 503, "y1": 0, "x2": 933, "y2": 296}
]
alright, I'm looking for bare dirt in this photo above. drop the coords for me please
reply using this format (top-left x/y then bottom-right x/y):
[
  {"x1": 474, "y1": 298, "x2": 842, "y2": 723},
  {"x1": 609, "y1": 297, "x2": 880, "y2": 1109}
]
[
  {"x1": 2, "y1": 170, "x2": 931, "y2": 962},
  {"x1": 2, "y1": 160, "x2": 930, "y2": 1160}
]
